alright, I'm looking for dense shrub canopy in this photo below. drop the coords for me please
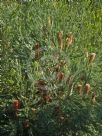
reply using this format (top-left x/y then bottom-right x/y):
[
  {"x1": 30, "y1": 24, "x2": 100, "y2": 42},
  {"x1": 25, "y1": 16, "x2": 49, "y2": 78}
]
[{"x1": 1, "y1": 0, "x2": 102, "y2": 136}]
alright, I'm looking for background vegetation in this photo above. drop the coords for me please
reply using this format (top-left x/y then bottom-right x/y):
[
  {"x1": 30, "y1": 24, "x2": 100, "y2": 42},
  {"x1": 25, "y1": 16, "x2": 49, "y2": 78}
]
[{"x1": 1, "y1": 0, "x2": 102, "y2": 136}]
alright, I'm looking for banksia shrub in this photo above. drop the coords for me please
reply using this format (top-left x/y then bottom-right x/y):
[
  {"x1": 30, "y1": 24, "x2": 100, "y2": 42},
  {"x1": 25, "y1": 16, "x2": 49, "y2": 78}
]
[{"x1": 1, "y1": 1, "x2": 101, "y2": 136}]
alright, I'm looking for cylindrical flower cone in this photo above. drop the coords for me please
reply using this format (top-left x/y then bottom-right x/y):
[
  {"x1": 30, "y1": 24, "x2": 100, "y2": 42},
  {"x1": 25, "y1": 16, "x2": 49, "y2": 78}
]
[
  {"x1": 48, "y1": 16, "x2": 52, "y2": 27},
  {"x1": 35, "y1": 79, "x2": 46, "y2": 86},
  {"x1": 57, "y1": 32, "x2": 63, "y2": 49},
  {"x1": 60, "y1": 116, "x2": 65, "y2": 121},
  {"x1": 59, "y1": 60, "x2": 66, "y2": 67},
  {"x1": 89, "y1": 53, "x2": 96, "y2": 64},
  {"x1": 35, "y1": 49, "x2": 41, "y2": 60},
  {"x1": 23, "y1": 119, "x2": 30, "y2": 128},
  {"x1": 85, "y1": 52, "x2": 89, "y2": 59},
  {"x1": 31, "y1": 108, "x2": 36, "y2": 112},
  {"x1": 57, "y1": 72, "x2": 64, "y2": 81},
  {"x1": 85, "y1": 83, "x2": 91, "y2": 95},
  {"x1": 66, "y1": 32, "x2": 73, "y2": 47},
  {"x1": 91, "y1": 93, "x2": 96, "y2": 104},
  {"x1": 55, "y1": 64, "x2": 60, "y2": 72},
  {"x1": 32, "y1": 43, "x2": 40, "y2": 50},
  {"x1": 77, "y1": 84, "x2": 82, "y2": 95},
  {"x1": 43, "y1": 94, "x2": 52, "y2": 103},
  {"x1": 12, "y1": 100, "x2": 20, "y2": 110}
]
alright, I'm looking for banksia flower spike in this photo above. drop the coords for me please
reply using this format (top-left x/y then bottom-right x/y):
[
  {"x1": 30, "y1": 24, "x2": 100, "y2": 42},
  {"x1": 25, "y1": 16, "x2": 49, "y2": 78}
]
[
  {"x1": 77, "y1": 84, "x2": 82, "y2": 95},
  {"x1": 12, "y1": 100, "x2": 20, "y2": 110},
  {"x1": 55, "y1": 64, "x2": 60, "y2": 72},
  {"x1": 60, "y1": 116, "x2": 65, "y2": 121},
  {"x1": 85, "y1": 52, "x2": 89, "y2": 59},
  {"x1": 89, "y1": 53, "x2": 96, "y2": 64},
  {"x1": 42, "y1": 93, "x2": 52, "y2": 103},
  {"x1": 57, "y1": 32, "x2": 63, "y2": 49},
  {"x1": 48, "y1": 16, "x2": 52, "y2": 27},
  {"x1": 35, "y1": 49, "x2": 41, "y2": 59},
  {"x1": 23, "y1": 119, "x2": 30, "y2": 128},
  {"x1": 32, "y1": 42, "x2": 40, "y2": 50},
  {"x1": 32, "y1": 42, "x2": 42, "y2": 60},
  {"x1": 91, "y1": 93, "x2": 96, "y2": 104},
  {"x1": 85, "y1": 83, "x2": 91, "y2": 95},
  {"x1": 59, "y1": 60, "x2": 66, "y2": 67},
  {"x1": 66, "y1": 32, "x2": 73, "y2": 47},
  {"x1": 31, "y1": 108, "x2": 36, "y2": 112},
  {"x1": 54, "y1": 106, "x2": 61, "y2": 113},
  {"x1": 57, "y1": 72, "x2": 64, "y2": 81},
  {"x1": 35, "y1": 79, "x2": 46, "y2": 86}
]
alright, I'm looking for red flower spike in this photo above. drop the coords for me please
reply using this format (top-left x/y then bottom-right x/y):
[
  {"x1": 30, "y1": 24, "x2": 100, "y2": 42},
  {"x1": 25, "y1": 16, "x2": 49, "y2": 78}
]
[{"x1": 12, "y1": 100, "x2": 20, "y2": 110}]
